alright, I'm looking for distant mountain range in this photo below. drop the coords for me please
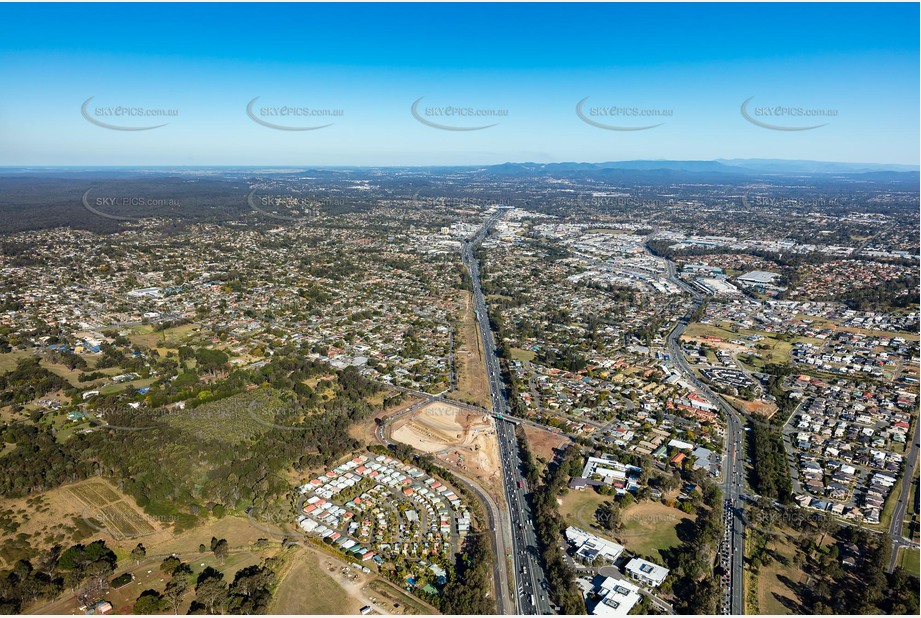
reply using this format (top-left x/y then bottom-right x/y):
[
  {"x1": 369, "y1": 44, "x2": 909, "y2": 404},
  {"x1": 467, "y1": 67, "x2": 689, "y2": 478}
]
[
  {"x1": 2, "y1": 159, "x2": 917, "y2": 175},
  {"x1": 483, "y1": 159, "x2": 919, "y2": 175}
]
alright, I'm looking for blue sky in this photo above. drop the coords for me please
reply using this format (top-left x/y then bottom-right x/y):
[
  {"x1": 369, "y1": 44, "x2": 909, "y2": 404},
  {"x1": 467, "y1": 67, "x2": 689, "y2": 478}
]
[{"x1": 0, "y1": 2, "x2": 917, "y2": 166}]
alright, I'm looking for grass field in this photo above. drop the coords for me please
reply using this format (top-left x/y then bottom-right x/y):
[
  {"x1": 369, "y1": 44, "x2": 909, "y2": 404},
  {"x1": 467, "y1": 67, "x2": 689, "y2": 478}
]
[
  {"x1": 902, "y1": 471, "x2": 919, "y2": 541},
  {"x1": 0, "y1": 350, "x2": 30, "y2": 373},
  {"x1": 618, "y1": 502, "x2": 687, "y2": 560},
  {"x1": 559, "y1": 492, "x2": 687, "y2": 561},
  {"x1": 447, "y1": 290, "x2": 491, "y2": 409},
  {"x1": 128, "y1": 323, "x2": 199, "y2": 350},
  {"x1": 754, "y1": 530, "x2": 805, "y2": 615},
  {"x1": 899, "y1": 548, "x2": 920, "y2": 577},
  {"x1": 0, "y1": 350, "x2": 127, "y2": 391},
  {"x1": 558, "y1": 489, "x2": 617, "y2": 543},
  {"x1": 876, "y1": 477, "x2": 903, "y2": 532},
  {"x1": 39, "y1": 360, "x2": 91, "y2": 387},
  {"x1": 272, "y1": 548, "x2": 365, "y2": 615},
  {"x1": 682, "y1": 323, "x2": 795, "y2": 365},
  {"x1": 510, "y1": 347, "x2": 536, "y2": 362}
]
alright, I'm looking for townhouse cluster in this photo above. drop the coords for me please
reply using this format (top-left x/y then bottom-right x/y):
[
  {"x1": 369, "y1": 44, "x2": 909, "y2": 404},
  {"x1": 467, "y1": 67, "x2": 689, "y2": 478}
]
[
  {"x1": 296, "y1": 453, "x2": 467, "y2": 565},
  {"x1": 791, "y1": 330, "x2": 915, "y2": 380},
  {"x1": 786, "y1": 376, "x2": 916, "y2": 523}
]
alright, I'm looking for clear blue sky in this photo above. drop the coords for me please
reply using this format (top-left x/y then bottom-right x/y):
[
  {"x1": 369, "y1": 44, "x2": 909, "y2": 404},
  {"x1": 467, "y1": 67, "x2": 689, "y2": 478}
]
[{"x1": 0, "y1": 2, "x2": 917, "y2": 166}]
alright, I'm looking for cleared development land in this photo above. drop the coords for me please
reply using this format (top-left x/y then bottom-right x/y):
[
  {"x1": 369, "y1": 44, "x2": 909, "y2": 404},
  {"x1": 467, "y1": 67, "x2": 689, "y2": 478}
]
[
  {"x1": 391, "y1": 400, "x2": 502, "y2": 497},
  {"x1": 521, "y1": 422, "x2": 570, "y2": 472},
  {"x1": 392, "y1": 402, "x2": 499, "y2": 474},
  {"x1": 272, "y1": 547, "x2": 370, "y2": 615},
  {"x1": 447, "y1": 291, "x2": 491, "y2": 409},
  {"x1": 349, "y1": 393, "x2": 424, "y2": 447},
  {"x1": 682, "y1": 322, "x2": 799, "y2": 365}
]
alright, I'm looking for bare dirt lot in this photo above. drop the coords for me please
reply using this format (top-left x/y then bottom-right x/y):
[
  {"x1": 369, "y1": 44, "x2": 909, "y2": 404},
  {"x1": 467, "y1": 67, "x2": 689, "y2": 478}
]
[
  {"x1": 272, "y1": 547, "x2": 373, "y2": 615},
  {"x1": 522, "y1": 423, "x2": 570, "y2": 463},
  {"x1": 391, "y1": 401, "x2": 502, "y2": 496},
  {"x1": 447, "y1": 291, "x2": 491, "y2": 409},
  {"x1": 349, "y1": 393, "x2": 426, "y2": 447},
  {"x1": 725, "y1": 395, "x2": 779, "y2": 419}
]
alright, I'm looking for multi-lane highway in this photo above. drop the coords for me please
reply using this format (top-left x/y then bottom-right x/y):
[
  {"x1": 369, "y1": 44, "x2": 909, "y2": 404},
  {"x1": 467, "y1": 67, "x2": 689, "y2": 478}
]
[{"x1": 464, "y1": 209, "x2": 553, "y2": 615}]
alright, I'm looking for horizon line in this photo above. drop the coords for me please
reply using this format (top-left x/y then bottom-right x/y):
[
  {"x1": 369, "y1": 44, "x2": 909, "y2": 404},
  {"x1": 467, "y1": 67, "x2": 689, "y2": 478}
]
[{"x1": 0, "y1": 158, "x2": 918, "y2": 171}]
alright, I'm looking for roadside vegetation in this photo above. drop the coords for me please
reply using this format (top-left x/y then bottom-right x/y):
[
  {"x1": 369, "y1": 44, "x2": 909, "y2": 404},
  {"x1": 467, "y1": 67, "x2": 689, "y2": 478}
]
[{"x1": 517, "y1": 430, "x2": 586, "y2": 614}]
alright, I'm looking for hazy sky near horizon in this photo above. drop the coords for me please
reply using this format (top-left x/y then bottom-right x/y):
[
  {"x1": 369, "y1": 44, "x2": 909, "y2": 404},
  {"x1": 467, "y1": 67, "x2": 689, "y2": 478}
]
[{"x1": 0, "y1": 2, "x2": 918, "y2": 166}]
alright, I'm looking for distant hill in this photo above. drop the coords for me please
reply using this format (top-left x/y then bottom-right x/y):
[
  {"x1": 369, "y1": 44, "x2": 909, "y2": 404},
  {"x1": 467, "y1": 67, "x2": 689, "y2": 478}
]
[
  {"x1": 484, "y1": 159, "x2": 918, "y2": 176},
  {"x1": 715, "y1": 159, "x2": 920, "y2": 174},
  {"x1": 3, "y1": 159, "x2": 917, "y2": 176}
]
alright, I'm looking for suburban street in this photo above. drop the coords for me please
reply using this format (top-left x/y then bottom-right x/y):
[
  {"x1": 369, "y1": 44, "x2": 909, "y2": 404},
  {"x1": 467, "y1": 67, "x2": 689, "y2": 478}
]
[
  {"x1": 887, "y1": 415, "x2": 921, "y2": 572},
  {"x1": 662, "y1": 257, "x2": 746, "y2": 616}
]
